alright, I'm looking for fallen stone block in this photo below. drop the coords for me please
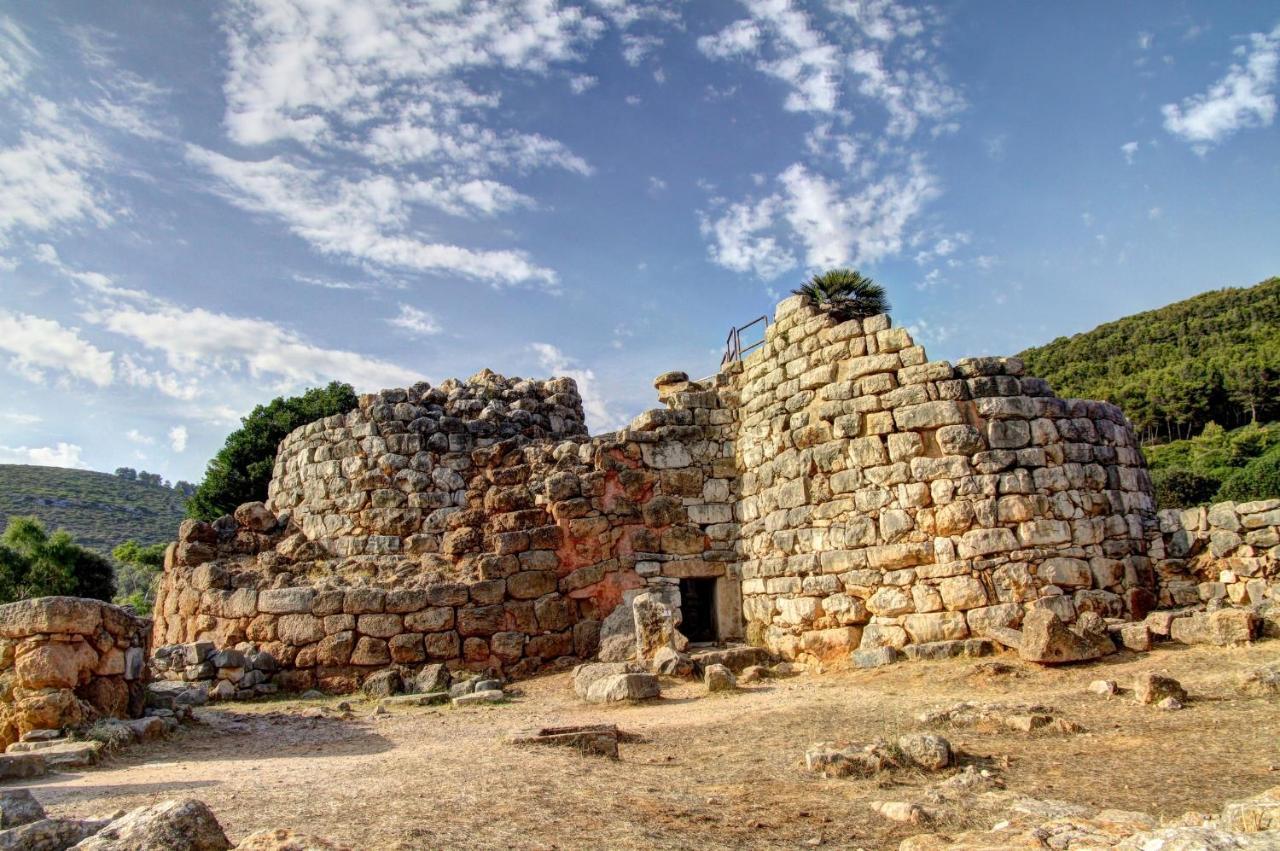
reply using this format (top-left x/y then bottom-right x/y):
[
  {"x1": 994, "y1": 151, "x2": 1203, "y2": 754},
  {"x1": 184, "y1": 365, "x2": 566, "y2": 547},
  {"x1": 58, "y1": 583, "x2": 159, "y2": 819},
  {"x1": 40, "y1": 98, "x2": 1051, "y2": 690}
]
[
  {"x1": 0, "y1": 752, "x2": 46, "y2": 778},
  {"x1": 1133, "y1": 672, "x2": 1187, "y2": 705},
  {"x1": 571, "y1": 662, "x2": 644, "y2": 699},
  {"x1": 983, "y1": 626, "x2": 1023, "y2": 651},
  {"x1": 74, "y1": 798, "x2": 231, "y2": 850},
  {"x1": 689, "y1": 646, "x2": 772, "y2": 673},
  {"x1": 379, "y1": 692, "x2": 450, "y2": 708},
  {"x1": 0, "y1": 789, "x2": 44, "y2": 828},
  {"x1": 452, "y1": 689, "x2": 506, "y2": 707},
  {"x1": 0, "y1": 817, "x2": 109, "y2": 851},
  {"x1": 1170, "y1": 609, "x2": 1258, "y2": 646},
  {"x1": 1088, "y1": 679, "x2": 1118, "y2": 696},
  {"x1": 584, "y1": 673, "x2": 660, "y2": 704},
  {"x1": 509, "y1": 724, "x2": 638, "y2": 759},
  {"x1": 1018, "y1": 610, "x2": 1106, "y2": 664},
  {"x1": 704, "y1": 663, "x2": 737, "y2": 692},
  {"x1": 1238, "y1": 665, "x2": 1280, "y2": 696}
]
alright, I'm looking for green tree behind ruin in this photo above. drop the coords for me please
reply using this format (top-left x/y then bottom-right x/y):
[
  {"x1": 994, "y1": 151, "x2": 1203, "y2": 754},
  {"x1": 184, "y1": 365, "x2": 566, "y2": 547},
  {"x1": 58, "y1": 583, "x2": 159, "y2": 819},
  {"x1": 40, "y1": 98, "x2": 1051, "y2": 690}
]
[
  {"x1": 0, "y1": 516, "x2": 117, "y2": 604},
  {"x1": 187, "y1": 381, "x2": 359, "y2": 521},
  {"x1": 1019, "y1": 277, "x2": 1280, "y2": 443}
]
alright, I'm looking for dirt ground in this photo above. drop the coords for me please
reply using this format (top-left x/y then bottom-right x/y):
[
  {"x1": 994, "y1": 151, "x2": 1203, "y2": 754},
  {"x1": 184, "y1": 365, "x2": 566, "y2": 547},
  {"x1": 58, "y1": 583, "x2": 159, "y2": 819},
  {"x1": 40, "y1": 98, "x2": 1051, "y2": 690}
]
[{"x1": 17, "y1": 642, "x2": 1280, "y2": 850}]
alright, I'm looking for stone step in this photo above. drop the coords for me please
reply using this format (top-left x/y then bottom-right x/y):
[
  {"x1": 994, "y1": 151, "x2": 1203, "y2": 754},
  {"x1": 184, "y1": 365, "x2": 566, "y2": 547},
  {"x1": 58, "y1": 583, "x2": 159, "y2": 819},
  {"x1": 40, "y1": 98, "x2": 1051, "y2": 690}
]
[
  {"x1": 5, "y1": 740, "x2": 102, "y2": 769},
  {"x1": 689, "y1": 645, "x2": 772, "y2": 673}
]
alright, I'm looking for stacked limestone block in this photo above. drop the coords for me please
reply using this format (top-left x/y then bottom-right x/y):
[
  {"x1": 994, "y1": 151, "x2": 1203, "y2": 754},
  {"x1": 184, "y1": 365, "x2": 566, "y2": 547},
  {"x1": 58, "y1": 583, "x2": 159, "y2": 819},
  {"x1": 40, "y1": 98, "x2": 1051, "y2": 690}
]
[
  {"x1": 1151, "y1": 499, "x2": 1280, "y2": 609},
  {"x1": 0, "y1": 597, "x2": 150, "y2": 748},
  {"x1": 734, "y1": 295, "x2": 1157, "y2": 663},
  {"x1": 153, "y1": 369, "x2": 741, "y2": 691}
]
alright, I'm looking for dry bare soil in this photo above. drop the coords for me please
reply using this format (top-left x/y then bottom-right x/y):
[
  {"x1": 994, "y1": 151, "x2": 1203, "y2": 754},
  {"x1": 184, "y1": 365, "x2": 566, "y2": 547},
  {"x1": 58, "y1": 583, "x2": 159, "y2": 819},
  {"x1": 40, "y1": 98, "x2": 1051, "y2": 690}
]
[{"x1": 20, "y1": 642, "x2": 1280, "y2": 850}]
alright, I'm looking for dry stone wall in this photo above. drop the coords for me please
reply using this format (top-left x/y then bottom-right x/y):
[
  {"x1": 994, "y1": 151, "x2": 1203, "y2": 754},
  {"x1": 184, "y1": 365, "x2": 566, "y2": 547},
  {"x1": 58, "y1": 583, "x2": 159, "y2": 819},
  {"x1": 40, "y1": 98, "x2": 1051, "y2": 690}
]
[
  {"x1": 154, "y1": 294, "x2": 1178, "y2": 690},
  {"x1": 1151, "y1": 499, "x2": 1280, "y2": 611},
  {"x1": 0, "y1": 597, "x2": 150, "y2": 748},
  {"x1": 152, "y1": 369, "x2": 739, "y2": 692},
  {"x1": 734, "y1": 295, "x2": 1156, "y2": 662}
]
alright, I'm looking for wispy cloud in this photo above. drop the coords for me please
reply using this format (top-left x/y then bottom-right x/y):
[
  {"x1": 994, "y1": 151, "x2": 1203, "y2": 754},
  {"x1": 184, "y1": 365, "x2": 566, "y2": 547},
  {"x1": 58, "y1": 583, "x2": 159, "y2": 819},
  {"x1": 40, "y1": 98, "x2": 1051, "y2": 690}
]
[
  {"x1": 0, "y1": 310, "x2": 115, "y2": 387},
  {"x1": 1162, "y1": 24, "x2": 1280, "y2": 152},
  {"x1": 387, "y1": 304, "x2": 442, "y2": 337}
]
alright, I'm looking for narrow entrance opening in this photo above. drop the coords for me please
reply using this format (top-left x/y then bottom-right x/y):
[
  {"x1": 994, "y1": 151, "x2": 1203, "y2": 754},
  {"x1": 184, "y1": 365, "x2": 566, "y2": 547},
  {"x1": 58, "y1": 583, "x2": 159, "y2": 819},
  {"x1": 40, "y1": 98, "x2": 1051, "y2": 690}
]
[{"x1": 679, "y1": 577, "x2": 717, "y2": 643}]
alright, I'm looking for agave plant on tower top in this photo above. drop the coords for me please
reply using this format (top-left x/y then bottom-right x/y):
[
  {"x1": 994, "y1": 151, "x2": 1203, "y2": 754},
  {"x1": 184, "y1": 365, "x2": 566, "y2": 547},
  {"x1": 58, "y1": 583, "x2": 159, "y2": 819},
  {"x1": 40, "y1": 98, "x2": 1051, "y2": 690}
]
[{"x1": 792, "y1": 268, "x2": 890, "y2": 322}]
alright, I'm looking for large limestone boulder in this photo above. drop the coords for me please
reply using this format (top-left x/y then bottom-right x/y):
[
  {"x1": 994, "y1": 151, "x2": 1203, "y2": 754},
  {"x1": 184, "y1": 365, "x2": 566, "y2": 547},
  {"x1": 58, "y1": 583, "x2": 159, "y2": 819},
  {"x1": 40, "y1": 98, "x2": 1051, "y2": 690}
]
[
  {"x1": 584, "y1": 673, "x2": 660, "y2": 704},
  {"x1": 73, "y1": 798, "x2": 231, "y2": 850},
  {"x1": 1018, "y1": 610, "x2": 1106, "y2": 664},
  {"x1": 571, "y1": 662, "x2": 644, "y2": 699}
]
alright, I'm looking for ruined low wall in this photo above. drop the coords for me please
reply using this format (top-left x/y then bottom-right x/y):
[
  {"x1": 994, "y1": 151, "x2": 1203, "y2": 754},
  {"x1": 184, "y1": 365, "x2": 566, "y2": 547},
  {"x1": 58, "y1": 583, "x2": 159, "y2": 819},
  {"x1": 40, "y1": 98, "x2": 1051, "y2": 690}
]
[
  {"x1": 1151, "y1": 499, "x2": 1280, "y2": 610},
  {"x1": 0, "y1": 597, "x2": 150, "y2": 748},
  {"x1": 152, "y1": 370, "x2": 740, "y2": 690}
]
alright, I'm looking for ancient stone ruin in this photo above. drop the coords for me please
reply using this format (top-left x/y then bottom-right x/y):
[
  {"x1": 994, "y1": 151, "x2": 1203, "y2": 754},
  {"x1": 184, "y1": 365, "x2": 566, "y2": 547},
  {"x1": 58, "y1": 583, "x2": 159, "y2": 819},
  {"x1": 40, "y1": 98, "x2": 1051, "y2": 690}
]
[
  {"x1": 150, "y1": 294, "x2": 1279, "y2": 693},
  {"x1": 0, "y1": 597, "x2": 150, "y2": 749}
]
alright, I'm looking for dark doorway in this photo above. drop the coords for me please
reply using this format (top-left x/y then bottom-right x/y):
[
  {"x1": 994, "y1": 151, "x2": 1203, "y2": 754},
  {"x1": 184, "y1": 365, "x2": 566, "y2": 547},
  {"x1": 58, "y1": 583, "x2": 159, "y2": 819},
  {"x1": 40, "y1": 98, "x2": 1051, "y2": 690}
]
[{"x1": 679, "y1": 578, "x2": 717, "y2": 643}]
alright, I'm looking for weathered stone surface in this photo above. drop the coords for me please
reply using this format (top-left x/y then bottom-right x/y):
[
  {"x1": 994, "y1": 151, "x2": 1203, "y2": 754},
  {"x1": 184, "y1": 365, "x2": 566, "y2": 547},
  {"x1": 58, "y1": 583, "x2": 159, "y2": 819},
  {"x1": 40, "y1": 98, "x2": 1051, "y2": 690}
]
[
  {"x1": 1169, "y1": 609, "x2": 1257, "y2": 646},
  {"x1": 233, "y1": 828, "x2": 352, "y2": 850},
  {"x1": 703, "y1": 663, "x2": 737, "y2": 692},
  {"x1": 896, "y1": 733, "x2": 952, "y2": 770},
  {"x1": 0, "y1": 789, "x2": 44, "y2": 828},
  {"x1": 74, "y1": 798, "x2": 231, "y2": 850},
  {"x1": 584, "y1": 673, "x2": 660, "y2": 703},
  {"x1": 1018, "y1": 610, "x2": 1105, "y2": 664},
  {"x1": 1133, "y1": 672, "x2": 1187, "y2": 705}
]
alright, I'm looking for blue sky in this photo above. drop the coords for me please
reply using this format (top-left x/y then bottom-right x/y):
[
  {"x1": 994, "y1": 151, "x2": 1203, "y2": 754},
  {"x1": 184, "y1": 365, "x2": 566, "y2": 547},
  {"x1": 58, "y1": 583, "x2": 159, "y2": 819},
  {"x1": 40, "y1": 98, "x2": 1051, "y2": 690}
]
[{"x1": 1, "y1": 1, "x2": 1277, "y2": 484}]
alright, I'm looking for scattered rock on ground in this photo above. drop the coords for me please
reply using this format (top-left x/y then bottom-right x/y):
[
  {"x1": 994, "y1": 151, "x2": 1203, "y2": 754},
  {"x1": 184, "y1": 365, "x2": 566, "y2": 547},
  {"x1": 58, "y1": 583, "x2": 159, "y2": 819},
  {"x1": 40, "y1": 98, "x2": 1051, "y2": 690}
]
[
  {"x1": 918, "y1": 701, "x2": 1082, "y2": 734},
  {"x1": 704, "y1": 663, "x2": 737, "y2": 692},
  {"x1": 361, "y1": 670, "x2": 401, "y2": 700},
  {"x1": 1133, "y1": 672, "x2": 1187, "y2": 705},
  {"x1": 651, "y1": 646, "x2": 693, "y2": 677},
  {"x1": 852, "y1": 647, "x2": 899, "y2": 668},
  {"x1": 1088, "y1": 679, "x2": 1118, "y2": 696},
  {"x1": 896, "y1": 734, "x2": 953, "y2": 771},
  {"x1": 0, "y1": 753, "x2": 45, "y2": 781},
  {"x1": 452, "y1": 689, "x2": 506, "y2": 707},
  {"x1": 1238, "y1": 665, "x2": 1280, "y2": 696},
  {"x1": 0, "y1": 817, "x2": 109, "y2": 851},
  {"x1": 739, "y1": 665, "x2": 769, "y2": 684}
]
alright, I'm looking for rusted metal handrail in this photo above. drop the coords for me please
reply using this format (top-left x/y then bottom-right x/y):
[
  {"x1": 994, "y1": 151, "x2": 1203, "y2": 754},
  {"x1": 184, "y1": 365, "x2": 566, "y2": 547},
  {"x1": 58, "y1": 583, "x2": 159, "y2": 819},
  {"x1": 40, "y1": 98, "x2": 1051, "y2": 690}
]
[{"x1": 721, "y1": 314, "x2": 769, "y2": 365}]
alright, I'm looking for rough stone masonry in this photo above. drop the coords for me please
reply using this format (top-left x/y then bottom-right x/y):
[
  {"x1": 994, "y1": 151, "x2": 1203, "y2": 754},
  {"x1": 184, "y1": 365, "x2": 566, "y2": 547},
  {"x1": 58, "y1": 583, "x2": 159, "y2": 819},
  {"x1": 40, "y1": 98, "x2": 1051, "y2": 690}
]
[{"x1": 150, "y1": 295, "x2": 1278, "y2": 692}]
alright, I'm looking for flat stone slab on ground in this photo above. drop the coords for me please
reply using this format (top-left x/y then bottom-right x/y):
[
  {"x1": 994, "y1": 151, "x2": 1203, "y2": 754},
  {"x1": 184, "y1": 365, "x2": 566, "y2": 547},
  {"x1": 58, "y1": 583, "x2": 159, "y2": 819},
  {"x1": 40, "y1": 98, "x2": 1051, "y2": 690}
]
[
  {"x1": 0, "y1": 753, "x2": 45, "y2": 780},
  {"x1": 452, "y1": 689, "x2": 506, "y2": 707},
  {"x1": 509, "y1": 724, "x2": 639, "y2": 758},
  {"x1": 380, "y1": 692, "x2": 450, "y2": 708},
  {"x1": 689, "y1": 646, "x2": 772, "y2": 673}
]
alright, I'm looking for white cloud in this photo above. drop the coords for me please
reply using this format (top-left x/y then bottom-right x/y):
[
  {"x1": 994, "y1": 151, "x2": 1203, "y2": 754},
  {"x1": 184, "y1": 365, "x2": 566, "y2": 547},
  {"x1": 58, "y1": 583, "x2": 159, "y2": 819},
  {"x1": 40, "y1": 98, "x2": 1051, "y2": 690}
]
[
  {"x1": 0, "y1": 412, "x2": 41, "y2": 426},
  {"x1": 0, "y1": 310, "x2": 115, "y2": 387},
  {"x1": 125, "y1": 429, "x2": 154, "y2": 446},
  {"x1": 33, "y1": 243, "x2": 156, "y2": 302},
  {"x1": 220, "y1": 0, "x2": 605, "y2": 148},
  {"x1": 621, "y1": 34, "x2": 662, "y2": 66},
  {"x1": 0, "y1": 99, "x2": 112, "y2": 244},
  {"x1": 698, "y1": 19, "x2": 761, "y2": 59},
  {"x1": 1161, "y1": 25, "x2": 1280, "y2": 151},
  {"x1": 1148, "y1": 206, "x2": 1163, "y2": 220},
  {"x1": 0, "y1": 16, "x2": 36, "y2": 94},
  {"x1": 189, "y1": 148, "x2": 558, "y2": 288},
  {"x1": 568, "y1": 74, "x2": 597, "y2": 94},
  {"x1": 92, "y1": 301, "x2": 423, "y2": 392},
  {"x1": 700, "y1": 195, "x2": 796, "y2": 279},
  {"x1": 387, "y1": 304, "x2": 442, "y2": 337},
  {"x1": 699, "y1": 0, "x2": 961, "y2": 134},
  {"x1": 1137, "y1": 31, "x2": 1154, "y2": 51},
  {"x1": 1120, "y1": 141, "x2": 1139, "y2": 164},
  {"x1": 529, "y1": 342, "x2": 622, "y2": 432},
  {"x1": 0, "y1": 442, "x2": 87, "y2": 469},
  {"x1": 169, "y1": 425, "x2": 188, "y2": 452}
]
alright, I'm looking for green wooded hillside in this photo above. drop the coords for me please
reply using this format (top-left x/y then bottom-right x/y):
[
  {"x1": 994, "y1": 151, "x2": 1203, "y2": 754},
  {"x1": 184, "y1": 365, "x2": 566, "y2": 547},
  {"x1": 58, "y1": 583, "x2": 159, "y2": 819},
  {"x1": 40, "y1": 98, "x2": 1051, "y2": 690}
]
[
  {"x1": 1018, "y1": 277, "x2": 1280, "y2": 442},
  {"x1": 0, "y1": 465, "x2": 186, "y2": 555}
]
